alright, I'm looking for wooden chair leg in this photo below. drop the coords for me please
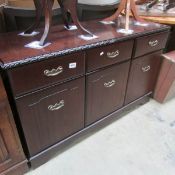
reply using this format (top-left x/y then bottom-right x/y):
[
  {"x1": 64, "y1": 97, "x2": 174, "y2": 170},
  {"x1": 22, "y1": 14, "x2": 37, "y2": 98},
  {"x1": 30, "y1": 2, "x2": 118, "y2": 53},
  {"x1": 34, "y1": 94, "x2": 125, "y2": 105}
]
[
  {"x1": 39, "y1": 0, "x2": 54, "y2": 46},
  {"x1": 24, "y1": 0, "x2": 43, "y2": 34},
  {"x1": 64, "y1": 0, "x2": 93, "y2": 36},
  {"x1": 130, "y1": 0, "x2": 144, "y2": 22},
  {"x1": 57, "y1": 0, "x2": 69, "y2": 29},
  {"x1": 103, "y1": 0, "x2": 127, "y2": 22},
  {"x1": 103, "y1": 0, "x2": 143, "y2": 22}
]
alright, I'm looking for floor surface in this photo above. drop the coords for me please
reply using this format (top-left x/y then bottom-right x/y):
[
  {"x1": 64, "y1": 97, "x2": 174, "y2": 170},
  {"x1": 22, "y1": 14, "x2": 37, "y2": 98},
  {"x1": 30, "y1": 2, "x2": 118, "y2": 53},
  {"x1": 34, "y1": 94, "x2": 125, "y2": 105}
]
[{"x1": 26, "y1": 98, "x2": 175, "y2": 175}]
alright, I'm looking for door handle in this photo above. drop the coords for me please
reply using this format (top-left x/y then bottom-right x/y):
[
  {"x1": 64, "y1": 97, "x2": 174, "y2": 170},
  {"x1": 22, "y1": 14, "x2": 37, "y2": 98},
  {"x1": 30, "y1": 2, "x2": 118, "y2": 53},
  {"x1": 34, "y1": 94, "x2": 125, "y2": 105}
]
[
  {"x1": 142, "y1": 65, "x2": 151, "y2": 72},
  {"x1": 104, "y1": 80, "x2": 116, "y2": 88},
  {"x1": 48, "y1": 100, "x2": 64, "y2": 111}
]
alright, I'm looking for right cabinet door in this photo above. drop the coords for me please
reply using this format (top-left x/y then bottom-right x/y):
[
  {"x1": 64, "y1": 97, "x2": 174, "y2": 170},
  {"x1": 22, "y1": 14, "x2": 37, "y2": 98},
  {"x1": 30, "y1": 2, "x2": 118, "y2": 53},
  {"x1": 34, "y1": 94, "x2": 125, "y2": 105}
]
[
  {"x1": 86, "y1": 62, "x2": 130, "y2": 126},
  {"x1": 125, "y1": 51, "x2": 162, "y2": 105}
]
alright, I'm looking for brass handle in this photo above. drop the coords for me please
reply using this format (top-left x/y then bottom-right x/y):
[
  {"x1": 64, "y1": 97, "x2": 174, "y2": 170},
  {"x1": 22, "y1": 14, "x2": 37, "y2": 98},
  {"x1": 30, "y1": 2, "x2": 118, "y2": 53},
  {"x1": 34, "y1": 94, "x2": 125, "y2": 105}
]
[
  {"x1": 104, "y1": 80, "x2": 116, "y2": 88},
  {"x1": 107, "y1": 50, "x2": 120, "y2": 58},
  {"x1": 148, "y1": 40, "x2": 158, "y2": 47},
  {"x1": 48, "y1": 100, "x2": 64, "y2": 111},
  {"x1": 44, "y1": 66, "x2": 63, "y2": 77},
  {"x1": 142, "y1": 65, "x2": 151, "y2": 72}
]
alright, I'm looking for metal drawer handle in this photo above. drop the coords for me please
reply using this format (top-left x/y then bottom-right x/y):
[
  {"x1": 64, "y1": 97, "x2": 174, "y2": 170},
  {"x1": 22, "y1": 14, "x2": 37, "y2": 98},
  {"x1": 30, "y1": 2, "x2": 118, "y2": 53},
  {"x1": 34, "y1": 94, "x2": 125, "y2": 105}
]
[
  {"x1": 44, "y1": 66, "x2": 63, "y2": 77},
  {"x1": 48, "y1": 100, "x2": 64, "y2": 111},
  {"x1": 107, "y1": 50, "x2": 120, "y2": 58},
  {"x1": 142, "y1": 65, "x2": 151, "y2": 72},
  {"x1": 104, "y1": 80, "x2": 116, "y2": 88},
  {"x1": 149, "y1": 40, "x2": 158, "y2": 47}
]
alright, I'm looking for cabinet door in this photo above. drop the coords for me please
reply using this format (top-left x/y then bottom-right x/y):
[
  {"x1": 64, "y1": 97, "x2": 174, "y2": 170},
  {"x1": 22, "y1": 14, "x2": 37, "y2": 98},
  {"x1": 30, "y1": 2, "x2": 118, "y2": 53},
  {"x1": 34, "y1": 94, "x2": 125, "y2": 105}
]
[
  {"x1": 16, "y1": 78, "x2": 85, "y2": 156},
  {"x1": 0, "y1": 78, "x2": 26, "y2": 174},
  {"x1": 125, "y1": 51, "x2": 162, "y2": 105},
  {"x1": 86, "y1": 62, "x2": 130, "y2": 126}
]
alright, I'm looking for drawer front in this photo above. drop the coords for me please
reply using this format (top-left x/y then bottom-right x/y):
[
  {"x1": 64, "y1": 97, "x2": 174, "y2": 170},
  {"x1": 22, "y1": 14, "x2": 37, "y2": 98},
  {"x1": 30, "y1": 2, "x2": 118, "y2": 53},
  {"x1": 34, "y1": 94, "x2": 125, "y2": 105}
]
[
  {"x1": 16, "y1": 78, "x2": 85, "y2": 156},
  {"x1": 86, "y1": 62, "x2": 130, "y2": 126},
  {"x1": 8, "y1": 52, "x2": 85, "y2": 97},
  {"x1": 125, "y1": 51, "x2": 162, "y2": 105},
  {"x1": 134, "y1": 32, "x2": 169, "y2": 58},
  {"x1": 86, "y1": 40, "x2": 133, "y2": 72}
]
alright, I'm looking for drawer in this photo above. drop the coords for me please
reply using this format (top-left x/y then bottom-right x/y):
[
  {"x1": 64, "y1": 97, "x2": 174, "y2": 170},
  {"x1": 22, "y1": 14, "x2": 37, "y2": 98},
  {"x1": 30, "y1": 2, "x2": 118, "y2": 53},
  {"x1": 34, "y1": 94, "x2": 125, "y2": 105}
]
[
  {"x1": 86, "y1": 40, "x2": 133, "y2": 72},
  {"x1": 86, "y1": 61, "x2": 130, "y2": 126},
  {"x1": 125, "y1": 51, "x2": 162, "y2": 105},
  {"x1": 16, "y1": 77, "x2": 85, "y2": 156},
  {"x1": 8, "y1": 52, "x2": 85, "y2": 97},
  {"x1": 134, "y1": 32, "x2": 169, "y2": 58}
]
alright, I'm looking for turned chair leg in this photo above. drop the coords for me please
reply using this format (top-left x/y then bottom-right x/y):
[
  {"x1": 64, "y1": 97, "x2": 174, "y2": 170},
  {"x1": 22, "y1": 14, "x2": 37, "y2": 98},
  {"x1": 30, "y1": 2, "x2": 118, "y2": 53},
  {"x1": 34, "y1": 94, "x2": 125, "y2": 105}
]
[
  {"x1": 57, "y1": 0, "x2": 70, "y2": 29},
  {"x1": 63, "y1": 0, "x2": 93, "y2": 36},
  {"x1": 24, "y1": 0, "x2": 43, "y2": 34},
  {"x1": 39, "y1": 0, "x2": 54, "y2": 46},
  {"x1": 130, "y1": 0, "x2": 143, "y2": 22},
  {"x1": 103, "y1": 0, "x2": 143, "y2": 22},
  {"x1": 104, "y1": 0, "x2": 127, "y2": 22}
]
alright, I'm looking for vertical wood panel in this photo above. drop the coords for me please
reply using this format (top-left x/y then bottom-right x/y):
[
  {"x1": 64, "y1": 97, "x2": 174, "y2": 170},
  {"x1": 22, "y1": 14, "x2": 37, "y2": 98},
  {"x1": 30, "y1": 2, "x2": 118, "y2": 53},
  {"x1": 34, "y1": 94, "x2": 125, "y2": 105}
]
[
  {"x1": 0, "y1": 130, "x2": 9, "y2": 163},
  {"x1": 0, "y1": 76, "x2": 28, "y2": 174}
]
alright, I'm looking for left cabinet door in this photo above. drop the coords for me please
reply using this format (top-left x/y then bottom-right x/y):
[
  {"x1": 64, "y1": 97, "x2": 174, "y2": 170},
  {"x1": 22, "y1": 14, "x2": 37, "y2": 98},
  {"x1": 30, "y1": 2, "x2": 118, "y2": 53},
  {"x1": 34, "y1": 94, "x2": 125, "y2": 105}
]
[
  {"x1": 16, "y1": 77, "x2": 85, "y2": 156},
  {"x1": 0, "y1": 77, "x2": 28, "y2": 175}
]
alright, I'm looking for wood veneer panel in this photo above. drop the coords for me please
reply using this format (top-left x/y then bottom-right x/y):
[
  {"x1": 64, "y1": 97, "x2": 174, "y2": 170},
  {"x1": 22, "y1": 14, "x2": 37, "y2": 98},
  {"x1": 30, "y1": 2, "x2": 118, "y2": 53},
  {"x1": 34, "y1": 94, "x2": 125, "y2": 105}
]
[
  {"x1": 0, "y1": 76, "x2": 28, "y2": 174},
  {"x1": 86, "y1": 62, "x2": 130, "y2": 125},
  {"x1": 125, "y1": 51, "x2": 162, "y2": 104},
  {"x1": 0, "y1": 130, "x2": 9, "y2": 164},
  {"x1": 16, "y1": 77, "x2": 85, "y2": 156}
]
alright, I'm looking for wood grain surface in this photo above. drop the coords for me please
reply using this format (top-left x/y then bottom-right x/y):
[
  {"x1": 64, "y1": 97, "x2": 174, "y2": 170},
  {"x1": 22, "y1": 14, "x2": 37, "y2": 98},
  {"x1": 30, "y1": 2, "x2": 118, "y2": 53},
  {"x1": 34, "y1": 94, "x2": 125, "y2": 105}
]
[{"x1": 0, "y1": 19, "x2": 169, "y2": 69}]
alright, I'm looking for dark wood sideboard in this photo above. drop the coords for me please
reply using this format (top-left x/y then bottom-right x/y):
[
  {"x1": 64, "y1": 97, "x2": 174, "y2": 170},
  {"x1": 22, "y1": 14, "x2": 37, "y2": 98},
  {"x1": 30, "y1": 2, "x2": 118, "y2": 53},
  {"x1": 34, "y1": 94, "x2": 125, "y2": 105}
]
[
  {"x1": 0, "y1": 76, "x2": 28, "y2": 175},
  {"x1": 0, "y1": 19, "x2": 170, "y2": 169}
]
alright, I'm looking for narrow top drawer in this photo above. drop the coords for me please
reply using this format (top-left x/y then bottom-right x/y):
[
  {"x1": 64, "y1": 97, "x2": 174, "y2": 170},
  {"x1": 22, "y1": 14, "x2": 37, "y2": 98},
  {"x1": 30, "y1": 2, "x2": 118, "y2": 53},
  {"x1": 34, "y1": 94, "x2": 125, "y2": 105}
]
[
  {"x1": 8, "y1": 52, "x2": 85, "y2": 97},
  {"x1": 86, "y1": 40, "x2": 134, "y2": 72},
  {"x1": 134, "y1": 32, "x2": 169, "y2": 58}
]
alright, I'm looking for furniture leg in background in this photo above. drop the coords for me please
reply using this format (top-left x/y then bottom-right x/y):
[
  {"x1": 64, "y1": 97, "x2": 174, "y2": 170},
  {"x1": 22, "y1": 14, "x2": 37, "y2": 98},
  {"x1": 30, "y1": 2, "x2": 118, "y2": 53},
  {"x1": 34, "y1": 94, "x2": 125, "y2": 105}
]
[
  {"x1": 24, "y1": 0, "x2": 43, "y2": 34},
  {"x1": 103, "y1": 0, "x2": 143, "y2": 22},
  {"x1": 39, "y1": 0, "x2": 54, "y2": 46},
  {"x1": 61, "y1": 0, "x2": 93, "y2": 37},
  {"x1": 23, "y1": 0, "x2": 94, "y2": 46}
]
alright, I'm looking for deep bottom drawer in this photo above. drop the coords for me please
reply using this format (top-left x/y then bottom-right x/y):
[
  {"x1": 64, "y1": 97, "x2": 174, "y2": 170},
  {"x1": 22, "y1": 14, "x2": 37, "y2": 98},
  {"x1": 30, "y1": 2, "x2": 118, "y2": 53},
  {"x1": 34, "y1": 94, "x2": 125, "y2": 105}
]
[{"x1": 16, "y1": 77, "x2": 85, "y2": 156}]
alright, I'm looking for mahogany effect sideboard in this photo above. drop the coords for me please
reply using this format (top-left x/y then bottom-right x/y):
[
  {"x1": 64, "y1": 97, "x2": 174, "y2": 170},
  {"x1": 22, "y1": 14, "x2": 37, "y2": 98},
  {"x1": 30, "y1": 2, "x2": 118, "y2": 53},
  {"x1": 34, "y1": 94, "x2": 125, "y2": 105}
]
[{"x1": 0, "y1": 19, "x2": 170, "y2": 169}]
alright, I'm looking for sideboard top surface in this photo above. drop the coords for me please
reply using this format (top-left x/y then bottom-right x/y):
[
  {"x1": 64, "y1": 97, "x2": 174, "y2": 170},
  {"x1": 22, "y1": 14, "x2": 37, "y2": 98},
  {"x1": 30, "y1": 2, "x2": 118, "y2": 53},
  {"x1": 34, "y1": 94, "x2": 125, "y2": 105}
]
[{"x1": 0, "y1": 19, "x2": 170, "y2": 69}]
